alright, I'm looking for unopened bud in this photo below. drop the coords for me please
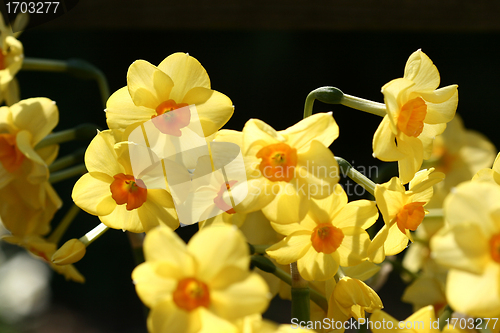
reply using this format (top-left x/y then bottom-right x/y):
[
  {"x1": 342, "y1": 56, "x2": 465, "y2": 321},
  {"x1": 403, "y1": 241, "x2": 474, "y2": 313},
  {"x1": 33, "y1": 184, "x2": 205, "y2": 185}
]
[{"x1": 51, "y1": 239, "x2": 86, "y2": 265}]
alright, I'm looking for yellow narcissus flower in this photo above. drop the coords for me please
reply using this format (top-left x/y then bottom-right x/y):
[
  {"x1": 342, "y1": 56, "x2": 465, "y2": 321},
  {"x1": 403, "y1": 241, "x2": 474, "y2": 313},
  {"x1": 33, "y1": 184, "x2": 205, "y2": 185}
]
[
  {"x1": 266, "y1": 185, "x2": 378, "y2": 281},
  {"x1": 368, "y1": 168, "x2": 444, "y2": 263},
  {"x1": 327, "y1": 276, "x2": 383, "y2": 333},
  {"x1": 430, "y1": 181, "x2": 500, "y2": 318},
  {"x1": 0, "y1": 13, "x2": 26, "y2": 106},
  {"x1": 373, "y1": 49, "x2": 458, "y2": 184},
  {"x1": 0, "y1": 98, "x2": 59, "y2": 190},
  {"x1": 106, "y1": 52, "x2": 233, "y2": 137},
  {"x1": 72, "y1": 129, "x2": 178, "y2": 233},
  {"x1": 215, "y1": 112, "x2": 339, "y2": 224},
  {"x1": 132, "y1": 225, "x2": 270, "y2": 333}
]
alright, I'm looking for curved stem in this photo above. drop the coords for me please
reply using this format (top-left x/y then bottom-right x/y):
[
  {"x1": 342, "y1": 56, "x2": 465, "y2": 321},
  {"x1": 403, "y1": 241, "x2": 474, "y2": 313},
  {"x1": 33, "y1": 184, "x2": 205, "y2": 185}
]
[
  {"x1": 22, "y1": 58, "x2": 110, "y2": 107},
  {"x1": 340, "y1": 94, "x2": 386, "y2": 117},
  {"x1": 49, "y1": 164, "x2": 87, "y2": 184},
  {"x1": 36, "y1": 123, "x2": 99, "y2": 150},
  {"x1": 79, "y1": 223, "x2": 109, "y2": 246},
  {"x1": 335, "y1": 157, "x2": 376, "y2": 196},
  {"x1": 49, "y1": 148, "x2": 85, "y2": 173}
]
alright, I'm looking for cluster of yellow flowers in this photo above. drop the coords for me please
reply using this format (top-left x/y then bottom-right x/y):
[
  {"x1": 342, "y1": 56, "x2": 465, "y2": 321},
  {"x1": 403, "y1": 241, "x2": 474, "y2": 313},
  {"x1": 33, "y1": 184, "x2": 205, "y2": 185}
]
[{"x1": 1, "y1": 17, "x2": 499, "y2": 333}]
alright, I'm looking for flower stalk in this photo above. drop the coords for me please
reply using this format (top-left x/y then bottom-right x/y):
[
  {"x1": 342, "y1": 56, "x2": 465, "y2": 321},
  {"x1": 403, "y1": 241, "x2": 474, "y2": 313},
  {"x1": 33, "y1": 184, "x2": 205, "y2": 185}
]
[
  {"x1": 36, "y1": 123, "x2": 100, "y2": 150},
  {"x1": 335, "y1": 157, "x2": 376, "y2": 196},
  {"x1": 49, "y1": 164, "x2": 87, "y2": 184},
  {"x1": 79, "y1": 223, "x2": 109, "y2": 247},
  {"x1": 290, "y1": 262, "x2": 310, "y2": 322},
  {"x1": 47, "y1": 204, "x2": 81, "y2": 244},
  {"x1": 49, "y1": 148, "x2": 85, "y2": 173},
  {"x1": 22, "y1": 57, "x2": 110, "y2": 107}
]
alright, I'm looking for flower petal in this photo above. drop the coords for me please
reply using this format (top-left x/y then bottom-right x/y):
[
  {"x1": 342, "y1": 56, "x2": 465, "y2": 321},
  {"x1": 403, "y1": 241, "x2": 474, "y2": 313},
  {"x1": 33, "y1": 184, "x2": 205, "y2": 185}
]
[
  {"x1": 281, "y1": 113, "x2": 338, "y2": 151},
  {"x1": 157, "y1": 53, "x2": 211, "y2": 102},
  {"x1": 11, "y1": 98, "x2": 58, "y2": 145},
  {"x1": 99, "y1": 204, "x2": 144, "y2": 233},
  {"x1": 182, "y1": 87, "x2": 233, "y2": 137},
  {"x1": 106, "y1": 86, "x2": 154, "y2": 130},
  {"x1": 404, "y1": 49, "x2": 440, "y2": 91},
  {"x1": 334, "y1": 200, "x2": 378, "y2": 230},
  {"x1": 297, "y1": 245, "x2": 339, "y2": 281},
  {"x1": 266, "y1": 230, "x2": 312, "y2": 265},
  {"x1": 72, "y1": 173, "x2": 116, "y2": 216},
  {"x1": 188, "y1": 225, "x2": 249, "y2": 287},
  {"x1": 372, "y1": 116, "x2": 406, "y2": 161},
  {"x1": 210, "y1": 273, "x2": 270, "y2": 321},
  {"x1": 132, "y1": 262, "x2": 178, "y2": 308},
  {"x1": 84, "y1": 130, "x2": 124, "y2": 176},
  {"x1": 421, "y1": 85, "x2": 458, "y2": 124},
  {"x1": 261, "y1": 181, "x2": 308, "y2": 224},
  {"x1": 127, "y1": 60, "x2": 174, "y2": 109}
]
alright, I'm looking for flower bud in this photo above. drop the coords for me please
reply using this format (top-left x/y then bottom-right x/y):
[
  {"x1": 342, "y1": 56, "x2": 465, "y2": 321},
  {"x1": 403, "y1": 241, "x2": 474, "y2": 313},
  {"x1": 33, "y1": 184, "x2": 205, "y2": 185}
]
[{"x1": 51, "y1": 239, "x2": 86, "y2": 265}]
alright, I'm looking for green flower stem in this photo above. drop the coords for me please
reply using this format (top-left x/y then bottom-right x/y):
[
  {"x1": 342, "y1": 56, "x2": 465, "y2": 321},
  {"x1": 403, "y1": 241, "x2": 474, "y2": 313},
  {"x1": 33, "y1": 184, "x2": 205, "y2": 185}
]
[
  {"x1": 36, "y1": 123, "x2": 100, "y2": 150},
  {"x1": 79, "y1": 223, "x2": 109, "y2": 247},
  {"x1": 47, "y1": 204, "x2": 81, "y2": 244},
  {"x1": 250, "y1": 255, "x2": 328, "y2": 313},
  {"x1": 22, "y1": 58, "x2": 110, "y2": 107},
  {"x1": 290, "y1": 262, "x2": 310, "y2": 322},
  {"x1": 49, "y1": 148, "x2": 85, "y2": 173},
  {"x1": 334, "y1": 267, "x2": 346, "y2": 283},
  {"x1": 340, "y1": 94, "x2": 386, "y2": 117},
  {"x1": 49, "y1": 164, "x2": 87, "y2": 184},
  {"x1": 387, "y1": 257, "x2": 419, "y2": 281},
  {"x1": 438, "y1": 305, "x2": 453, "y2": 331},
  {"x1": 303, "y1": 86, "x2": 386, "y2": 118},
  {"x1": 335, "y1": 157, "x2": 376, "y2": 196}
]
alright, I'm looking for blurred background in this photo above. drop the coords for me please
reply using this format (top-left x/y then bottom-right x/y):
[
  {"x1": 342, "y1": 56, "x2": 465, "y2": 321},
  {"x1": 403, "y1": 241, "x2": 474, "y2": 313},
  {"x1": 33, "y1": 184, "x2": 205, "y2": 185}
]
[{"x1": 1, "y1": 0, "x2": 500, "y2": 332}]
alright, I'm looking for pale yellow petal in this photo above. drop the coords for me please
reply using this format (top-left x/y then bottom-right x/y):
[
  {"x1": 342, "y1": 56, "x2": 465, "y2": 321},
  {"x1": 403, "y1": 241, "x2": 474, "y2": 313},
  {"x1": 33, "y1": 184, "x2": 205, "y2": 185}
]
[
  {"x1": 296, "y1": 140, "x2": 339, "y2": 199},
  {"x1": 138, "y1": 190, "x2": 179, "y2": 231},
  {"x1": 143, "y1": 225, "x2": 196, "y2": 274},
  {"x1": 430, "y1": 222, "x2": 489, "y2": 274},
  {"x1": 261, "y1": 181, "x2": 308, "y2": 224},
  {"x1": 397, "y1": 135, "x2": 424, "y2": 184},
  {"x1": 214, "y1": 129, "x2": 243, "y2": 147},
  {"x1": 182, "y1": 87, "x2": 233, "y2": 137},
  {"x1": 242, "y1": 119, "x2": 283, "y2": 156},
  {"x1": 106, "y1": 86, "x2": 153, "y2": 130},
  {"x1": 372, "y1": 116, "x2": 406, "y2": 161},
  {"x1": 404, "y1": 49, "x2": 440, "y2": 91},
  {"x1": 381, "y1": 77, "x2": 415, "y2": 128},
  {"x1": 336, "y1": 227, "x2": 371, "y2": 266},
  {"x1": 281, "y1": 112, "x2": 339, "y2": 151},
  {"x1": 421, "y1": 85, "x2": 458, "y2": 124},
  {"x1": 266, "y1": 231, "x2": 312, "y2": 265},
  {"x1": 297, "y1": 245, "x2": 339, "y2": 281},
  {"x1": 367, "y1": 225, "x2": 389, "y2": 264},
  {"x1": 384, "y1": 222, "x2": 409, "y2": 256},
  {"x1": 334, "y1": 200, "x2": 378, "y2": 230},
  {"x1": 157, "y1": 53, "x2": 211, "y2": 102},
  {"x1": 309, "y1": 184, "x2": 347, "y2": 224},
  {"x1": 16, "y1": 130, "x2": 48, "y2": 184},
  {"x1": 84, "y1": 130, "x2": 123, "y2": 176},
  {"x1": 341, "y1": 262, "x2": 381, "y2": 281},
  {"x1": 132, "y1": 262, "x2": 178, "y2": 308},
  {"x1": 99, "y1": 204, "x2": 144, "y2": 233},
  {"x1": 447, "y1": 263, "x2": 500, "y2": 318},
  {"x1": 210, "y1": 273, "x2": 270, "y2": 321},
  {"x1": 197, "y1": 308, "x2": 238, "y2": 333},
  {"x1": 188, "y1": 225, "x2": 249, "y2": 288},
  {"x1": 147, "y1": 299, "x2": 198, "y2": 333},
  {"x1": 231, "y1": 177, "x2": 274, "y2": 214},
  {"x1": 72, "y1": 173, "x2": 116, "y2": 216},
  {"x1": 127, "y1": 60, "x2": 174, "y2": 109},
  {"x1": 375, "y1": 179, "x2": 406, "y2": 223},
  {"x1": 11, "y1": 98, "x2": 58, "y2": 145}
]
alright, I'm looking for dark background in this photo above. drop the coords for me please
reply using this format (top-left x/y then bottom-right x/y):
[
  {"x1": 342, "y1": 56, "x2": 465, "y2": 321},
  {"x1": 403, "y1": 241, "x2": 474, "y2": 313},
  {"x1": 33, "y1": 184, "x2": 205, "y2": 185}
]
[{"x1": 3, "y1": 1, "x2": 500, "y2": 332}]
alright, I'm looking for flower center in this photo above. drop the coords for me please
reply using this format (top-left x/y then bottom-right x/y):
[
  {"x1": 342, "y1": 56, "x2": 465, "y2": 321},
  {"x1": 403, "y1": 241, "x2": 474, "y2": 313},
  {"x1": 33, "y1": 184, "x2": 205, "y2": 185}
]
[
  {"x1": 311, "y1": 223, "x2": 344, "y2": 254},
  {"x1": 0, "y1": 133, "x2": 25, "y2": 173},
  {"x1": 256, "y1": 143, "x2": 297, "y2": 182},
  {"x1": 213, "y1": 180, "x2": 238, "y2": 214},
  {"x1": 397, "y1": 97, "x2": 427, "y2": 137},
  {"x1": 173, "y1": 277, "x2": 210, "y2": 312},
  {"x1": 151, "y1": 100, "x2": 191, "y2": 136},
  {"x1": 490, "y1": 233, "x2": 500, "y2": 264},
  {"x1": 109, "y1": 173, "x2": 147, "y2": 210},
  {"x1": 396, "y1": 202, "x2": 426, "y2": 234}
]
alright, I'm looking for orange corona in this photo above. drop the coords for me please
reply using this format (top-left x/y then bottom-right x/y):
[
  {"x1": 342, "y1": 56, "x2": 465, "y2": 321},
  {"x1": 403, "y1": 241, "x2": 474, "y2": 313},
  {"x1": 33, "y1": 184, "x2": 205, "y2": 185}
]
[
  {"x1": 397, "y1": 97, "x2": 427, "y2": 137},
  {"x1": 0, "y1": 133, "x2": 25, "y2": 172},
  {"x1": 396, "y1": 202, "x2": 426, "y2": 234},
  {"x1": 109, "y1": 173, "x2": 147, "y2": 210},
  {"x1": 173, "y1": 278, "x2": 210, "y2": 311},
  {"x1": 490, "y1": 233, "x2": 500, "y2": 263},
  {"x1": 311, "y1": 223, "x2": 344, "y2": 254},
  {"x1": 256, "y1": 142, "x2": 297, "y2": 182}
]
